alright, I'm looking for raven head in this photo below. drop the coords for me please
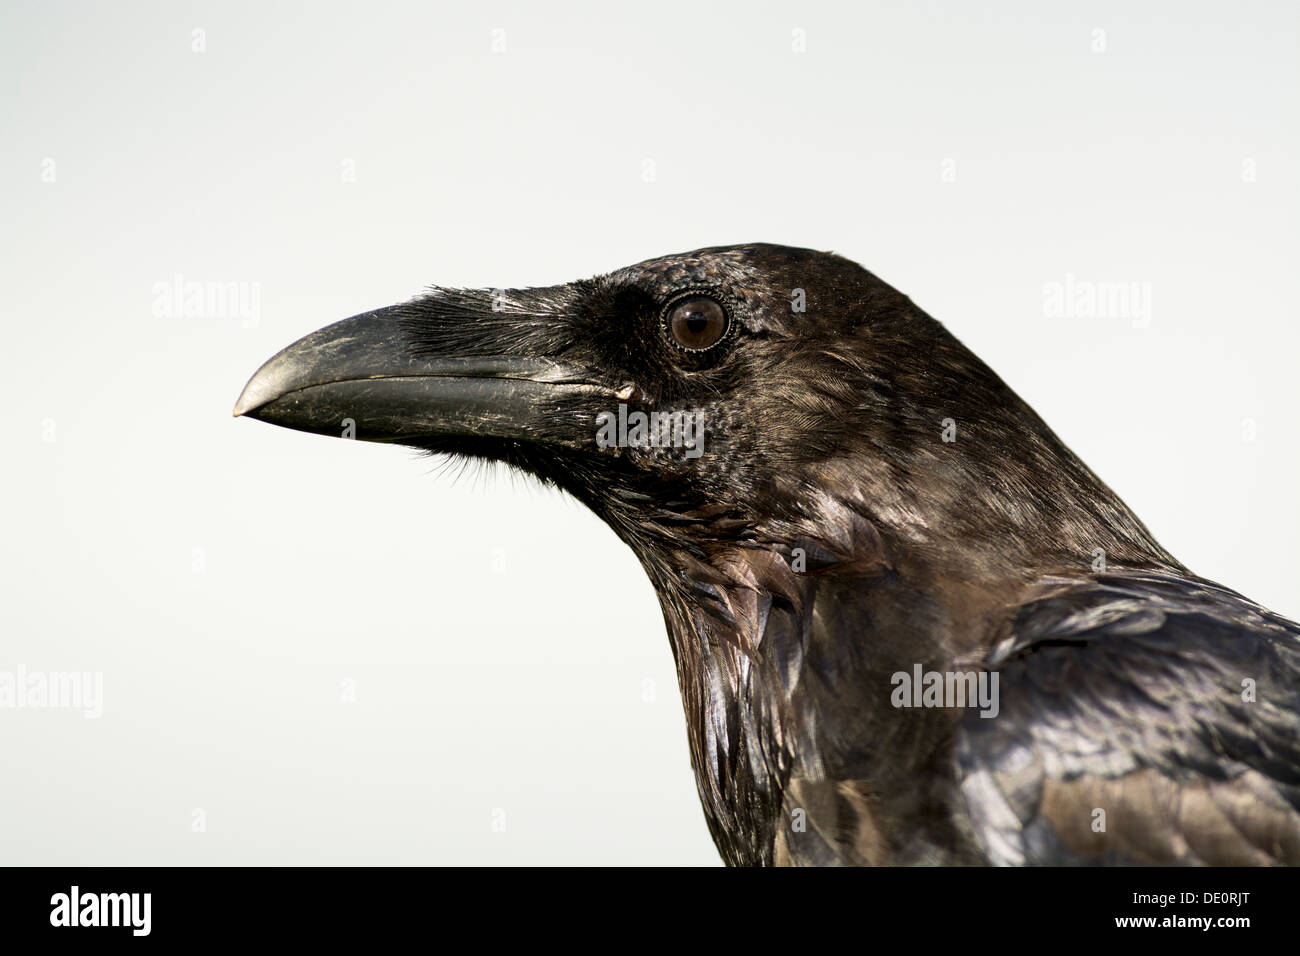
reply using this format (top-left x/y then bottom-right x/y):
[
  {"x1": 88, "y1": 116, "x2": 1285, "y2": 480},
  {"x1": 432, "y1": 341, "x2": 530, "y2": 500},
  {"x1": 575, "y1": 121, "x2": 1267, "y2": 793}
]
[
  {"x1": 235, "y1": 245, "x2": 860, "y2": 541},
  {"x1": 235, "y1": 243, "x2": 1170, "y2": 579}
]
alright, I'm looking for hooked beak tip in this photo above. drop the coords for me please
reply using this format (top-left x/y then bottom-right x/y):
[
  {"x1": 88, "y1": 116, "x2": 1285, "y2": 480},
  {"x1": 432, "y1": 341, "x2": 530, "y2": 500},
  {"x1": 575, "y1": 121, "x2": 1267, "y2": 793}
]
[
  {"x1": 232, "y1": 374, "x2": 281, "y2": 419},
  {"x1": 231, "y1": 392, "x2": 260, "y2": 419}
]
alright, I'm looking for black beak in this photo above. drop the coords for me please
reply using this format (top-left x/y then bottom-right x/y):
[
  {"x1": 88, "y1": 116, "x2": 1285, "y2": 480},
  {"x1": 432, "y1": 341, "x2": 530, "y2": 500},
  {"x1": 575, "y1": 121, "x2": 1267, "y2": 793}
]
[{"x1": 234, "y1": 304, "x2": 610, "y2": 447}]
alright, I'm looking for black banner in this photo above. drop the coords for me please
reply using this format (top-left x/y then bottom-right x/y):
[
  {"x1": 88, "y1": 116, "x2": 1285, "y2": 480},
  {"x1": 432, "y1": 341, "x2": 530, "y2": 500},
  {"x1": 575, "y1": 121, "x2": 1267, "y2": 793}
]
[{"x1": 0, "y1": 865, "x2": 1287, "y2": 943}]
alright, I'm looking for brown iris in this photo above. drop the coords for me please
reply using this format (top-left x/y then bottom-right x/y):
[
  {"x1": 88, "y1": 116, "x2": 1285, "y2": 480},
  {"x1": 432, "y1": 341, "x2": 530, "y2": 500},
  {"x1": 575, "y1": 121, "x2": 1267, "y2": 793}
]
[{"x1": 665, "y1": 295, "x2": 729, "y2": 351}]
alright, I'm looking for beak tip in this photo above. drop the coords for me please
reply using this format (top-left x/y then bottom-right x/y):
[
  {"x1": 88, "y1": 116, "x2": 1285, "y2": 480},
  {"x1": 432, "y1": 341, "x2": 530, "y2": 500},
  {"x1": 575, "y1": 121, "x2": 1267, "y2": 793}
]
[
  {"x1": 232, "y1": 390, "x2": 270, "y2": 420},
  {"x1": 233, "y1": 373, "x2": 279, "y2": 420},
  {"x1": 232, "y1": 393, "x2": 255, "y2": 418}
]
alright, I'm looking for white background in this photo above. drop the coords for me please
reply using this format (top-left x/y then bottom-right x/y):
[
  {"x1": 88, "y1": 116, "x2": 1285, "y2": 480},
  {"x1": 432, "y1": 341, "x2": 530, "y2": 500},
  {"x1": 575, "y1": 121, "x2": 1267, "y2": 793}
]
[{"x1": 2, "y1": 0, "x2": 1296, "y2": 865}]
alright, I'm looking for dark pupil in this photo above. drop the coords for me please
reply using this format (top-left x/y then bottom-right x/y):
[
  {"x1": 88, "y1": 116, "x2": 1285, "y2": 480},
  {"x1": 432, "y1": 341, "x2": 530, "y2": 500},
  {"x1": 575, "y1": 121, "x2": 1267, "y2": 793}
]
[{"x1": 685, "y1": 312, "x2": 709, "y2": 334}]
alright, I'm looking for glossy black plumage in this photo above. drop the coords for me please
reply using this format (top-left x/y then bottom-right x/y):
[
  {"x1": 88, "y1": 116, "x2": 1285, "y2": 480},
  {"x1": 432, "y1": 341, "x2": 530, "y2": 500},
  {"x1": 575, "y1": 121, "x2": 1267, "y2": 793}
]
[{"x1": 235, "y1": 243, "x2": 1300, "y2": 865}]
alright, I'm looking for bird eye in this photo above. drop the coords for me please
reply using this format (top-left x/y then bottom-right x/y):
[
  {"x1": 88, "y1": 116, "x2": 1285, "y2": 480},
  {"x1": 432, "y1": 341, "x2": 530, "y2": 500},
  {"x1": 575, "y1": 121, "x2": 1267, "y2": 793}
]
[{"x1": 664, "y1": 295, "x2": 730, "y2": 352}]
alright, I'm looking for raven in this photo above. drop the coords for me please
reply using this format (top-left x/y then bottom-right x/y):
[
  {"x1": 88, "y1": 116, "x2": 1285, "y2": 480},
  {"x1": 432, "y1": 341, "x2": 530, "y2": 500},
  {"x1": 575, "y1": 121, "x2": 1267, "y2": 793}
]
[{"x1": 235, "y1": 244, "x2": 1300, "y2": 866}]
